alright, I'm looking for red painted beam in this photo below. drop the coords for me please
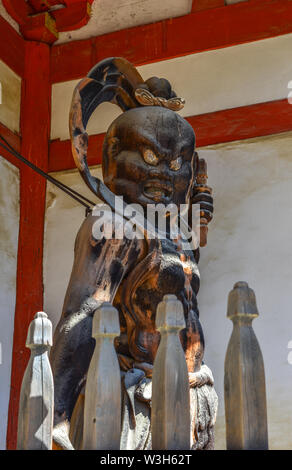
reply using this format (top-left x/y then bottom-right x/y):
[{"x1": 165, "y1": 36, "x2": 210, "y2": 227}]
[
  {"x1": 2, "y1": 0, "x2": 32, "y2": 25},
  {"x1": 49, "y1": 133, "x2": 104, "y2": 172},
  {"x1": 52, "y1": 1, "x2": 93, "y2": 32},
  {"x1": 28, "y1": 0, "x2": 65, "y2": 13},
  {"x1": 0, "y1": 16, "x2": 25, "y2": 77},
  {"x1": 51, "y1": 0, "x2": 292, "y2": 83},
  {"x1": 192, "y1": 0, "x2": 225, "y2": 12},
  {"x1": 48, "y1": 99, "x2": 292, "y2": 172},
  {"x1": 0, "y1": 122, "x2": 21, "y2": 168},
  {"x1": 3, "y1": 0, "x2": 93, "y2": 44},
  {"x1": 6, "y1": 41, "x2": 51, "y2": 450},
  {"x1": 187, "y1": 99, "x2": 292, "y2": 147}
]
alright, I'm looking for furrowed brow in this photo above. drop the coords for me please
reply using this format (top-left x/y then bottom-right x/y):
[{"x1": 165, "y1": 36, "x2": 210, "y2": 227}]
[{"x1": 139, "y1": 135, "x2": 190, "y2": 157}]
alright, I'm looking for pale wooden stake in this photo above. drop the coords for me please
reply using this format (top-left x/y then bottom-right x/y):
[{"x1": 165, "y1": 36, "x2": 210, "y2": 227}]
[
  {"x1": 83, "y1": 302, "x2": 121, "y2": 450},
  {"x1": 17, "y1": 312, "x2": 54, "y2": 450},
  {"x1": 152, "y1": 294, "x2": 190, "y2": 450},
  {"x1": 224, "y1": 282, "x2": 268, "y2": 450}
]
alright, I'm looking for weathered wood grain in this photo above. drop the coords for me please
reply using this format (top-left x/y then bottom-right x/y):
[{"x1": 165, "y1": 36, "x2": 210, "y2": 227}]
[
  {"x1": 224, "y1": 282, "x2": 268, "y2": 450},
  {"x1": 17, "y1": 312, "x2": 54, "y2": 450},
  {"x1": 82, "y1": 303, "x2": 121, "y2": 450},
  {"x1": 152, "y1": 295, "x2": 190, "y2": 450}
]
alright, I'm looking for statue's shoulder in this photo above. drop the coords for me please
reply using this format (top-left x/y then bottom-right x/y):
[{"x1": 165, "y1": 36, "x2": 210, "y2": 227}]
[
  {"x1": 76, "y1": 207, "x2": 115, "y2": 237},
  {"x1": 75, "y1": 209, "x2": 146, "y2": 254}
]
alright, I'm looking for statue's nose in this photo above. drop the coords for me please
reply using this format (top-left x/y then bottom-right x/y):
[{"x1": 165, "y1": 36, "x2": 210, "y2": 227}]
[{"x1": 149, "y1": 161, "x2": 172, "y2": 181}]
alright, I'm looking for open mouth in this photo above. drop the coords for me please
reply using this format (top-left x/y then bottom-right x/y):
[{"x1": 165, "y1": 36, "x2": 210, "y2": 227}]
[{"x1": 143, "y1": 180, "x2": 173, "y2": 201}]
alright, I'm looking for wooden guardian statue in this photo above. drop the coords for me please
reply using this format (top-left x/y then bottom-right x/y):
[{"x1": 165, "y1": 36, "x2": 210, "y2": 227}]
[{"x1": 50, "y1": 57, "x2": 218, "y2": 450}]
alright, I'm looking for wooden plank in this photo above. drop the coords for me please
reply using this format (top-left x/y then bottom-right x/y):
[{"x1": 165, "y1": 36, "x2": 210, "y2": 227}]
[
  {"x1": 187, "y1": 99, "x2": 292, "y2": 147},
  {"x1": 6, "y1": 41, "x2": 51, "y2": 450},
  {"x1": 17, "y1": 312, "x2": 54, "y2": 450},
  {"x1": 83, "y1": 303, "x2": 121, "y2": 450},
  {"x1": 152, "y1": 295, "x2": 190, "y2": 450},
  {"x1": 51, "y1": 0, "x2": 292, "y2": 83},
  {"x1": 0, "y1": 16, "x2": 25, "y2": 78},
  {"x1": 224, "y1": 282, "x2": 268, "y2": 450},
  {"x1": 166, "y1": 0, "x2": 292, "y2": 59},
  {"x1": 48, "y1": 99, "x2": 292, "y2": 172},
  {"x1": 49, "y1": 132, "x2": 104, "y2": 172}
]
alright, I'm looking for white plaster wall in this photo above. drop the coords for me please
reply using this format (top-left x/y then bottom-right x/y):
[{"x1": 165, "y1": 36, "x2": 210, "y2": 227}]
[
  {"x1": 198, "y1": 132, "x2": 292, "y2": 449},
  {"x1": 0, "y1": 60, "x2": 21, "y2": 133},
  {"x1": 51, "y1": 33, "x2": 292, "y2": 140},
  {"x1": 0, "y1": 157, "x2": 19, "y2": 450},
  {"x1": 44, "y1": 132, "x2": 292, "y2": 449}
]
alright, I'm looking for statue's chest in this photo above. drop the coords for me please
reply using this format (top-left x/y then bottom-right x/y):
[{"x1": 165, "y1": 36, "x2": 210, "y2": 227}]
[{"x1": 117, "y1": 237, "x2": 200, "y2": 331}]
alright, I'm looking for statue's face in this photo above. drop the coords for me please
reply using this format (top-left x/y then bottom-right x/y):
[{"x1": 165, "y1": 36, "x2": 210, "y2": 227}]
[{"x1": 103, "y1": 107, "x2": 196, "y2": 208}]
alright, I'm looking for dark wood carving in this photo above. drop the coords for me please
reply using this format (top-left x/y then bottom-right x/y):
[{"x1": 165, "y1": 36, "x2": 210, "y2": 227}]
[{"x1": 50, "y1": 57, "x2": 215, "y2": 450}]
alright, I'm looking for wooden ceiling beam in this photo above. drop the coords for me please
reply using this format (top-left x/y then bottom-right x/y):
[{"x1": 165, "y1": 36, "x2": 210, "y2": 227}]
[
  {"x1": 191, "y1": 0, "x2": 225, "y2": 12},
  {"x1": 0, "y1": 16, "x2": 25, "y2": 77},
  {"x1": 0, "y1": 122, "x2": 21, "y2": 167},
  {"x1": 51, "y1": 0, "x2": 292, "y2": 83},
  {"x1": 2, "y1": 0, "x2": 93, "y2": 44}
]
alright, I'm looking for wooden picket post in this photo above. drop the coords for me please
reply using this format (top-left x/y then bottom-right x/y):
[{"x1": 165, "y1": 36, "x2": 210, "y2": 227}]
[
  {"x1": 83, "y1": 302, "x2": 121, "y2": 450},
  {"x1": 17, "y1": 312, "x2": 54, "y2": 450},
  {"x1": 224, "y1": 282, "x2": 268, "y2": 450},
  {"x1": 152, "y1": 294, "x2": 190, "y2": 450}
]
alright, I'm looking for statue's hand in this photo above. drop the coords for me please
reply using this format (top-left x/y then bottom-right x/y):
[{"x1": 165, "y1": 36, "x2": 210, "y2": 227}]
[
  {"x1": 190, "y1": 156, "x2": 214, "y2": 247},
  {"x1": 191, "y1": 185, "x2": 213, "y2": 222}
]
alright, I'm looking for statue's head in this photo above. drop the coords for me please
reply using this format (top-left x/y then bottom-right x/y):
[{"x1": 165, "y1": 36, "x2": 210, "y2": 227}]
[
  {"x1": 69, "y1": 57, "x2": 197, "y2": 209},
  {"x1": 103, "y1": 106, "x2": 196, "y2": 207}
]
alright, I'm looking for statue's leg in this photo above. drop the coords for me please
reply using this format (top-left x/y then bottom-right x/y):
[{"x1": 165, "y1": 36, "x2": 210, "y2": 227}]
[
  {"x1": 50, "y1": 297, "x2": 100, "y2": 449},
  {"x1": 119, "y1": 365, "x2": 218, "y2": 450}
]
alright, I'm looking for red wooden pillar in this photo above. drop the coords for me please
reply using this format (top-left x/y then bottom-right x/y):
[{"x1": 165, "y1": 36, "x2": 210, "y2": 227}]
[{"x1": 6, "y1": 41, "x2": 51, "y2": 450}]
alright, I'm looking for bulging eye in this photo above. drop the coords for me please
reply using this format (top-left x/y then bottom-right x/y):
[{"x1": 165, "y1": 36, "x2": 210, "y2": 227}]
[
  {"x1": 170, "y1": 156, "x2": 182, "y2": 171},
  {"x1": 143, "y1": 148, "x2": 159, "y2": 166}
]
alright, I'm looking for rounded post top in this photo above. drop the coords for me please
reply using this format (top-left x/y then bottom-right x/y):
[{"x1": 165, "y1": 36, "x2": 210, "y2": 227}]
[
  {"x1": 156, "y1": 294, "x2": 185, "y2": 331},
  {"x1": 26, "y1": 311, "x2": 53, "y2": 348},
  {"x1": 233, "y1": 281, "x2": 249, "y2": 289},
  {"x1": 227, "y1": 282, "x2": 259, "y2": 320},
  {"x1": 34, "y1": 311, "x2": 48, "y2": 319},
  {"x1": 92, "y1": 302, "x2": 120, "y2": 338}
]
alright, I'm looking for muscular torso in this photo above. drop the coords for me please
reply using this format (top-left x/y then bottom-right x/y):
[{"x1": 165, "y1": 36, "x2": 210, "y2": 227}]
[
  {"x1": 51, "y1": 213, "x2": 204, "y2": 421},
  {"x1": 114, "y1": 235, "x2": 204, "y2": 372}
]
